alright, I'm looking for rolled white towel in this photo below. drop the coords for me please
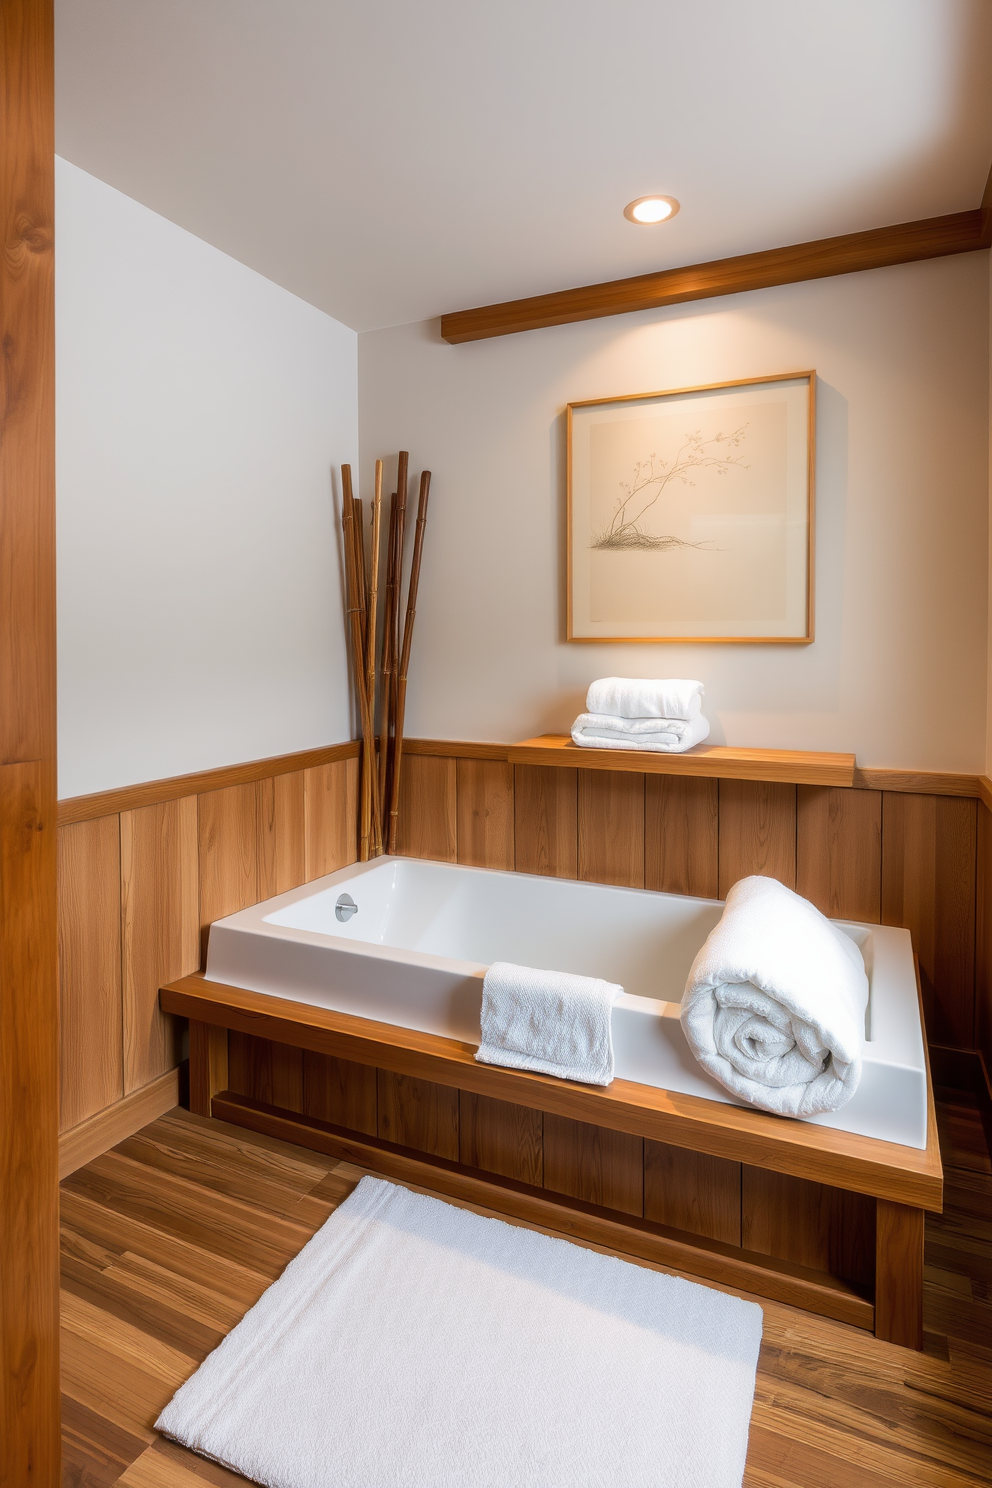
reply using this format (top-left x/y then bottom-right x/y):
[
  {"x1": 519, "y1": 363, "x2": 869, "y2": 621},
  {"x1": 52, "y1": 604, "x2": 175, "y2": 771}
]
[
  {"x1": 476, "y1": 961, "x2": 622, "y2": 1086},
  {"x1": 571, "y1": 711, "x2": 710, "y2": 754},
  {"x1": 680, "y1": 876, "x2": 868, "y2": 1118},
  {"x1": 586, "y1": 677, "x2": 704, "y2": 721}
]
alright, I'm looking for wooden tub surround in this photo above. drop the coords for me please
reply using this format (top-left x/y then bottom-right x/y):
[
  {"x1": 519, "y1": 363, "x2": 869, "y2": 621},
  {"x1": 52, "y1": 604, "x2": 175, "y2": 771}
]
[{"x1": 164, "y1": 967, "x2": 942, "y2": 1351}]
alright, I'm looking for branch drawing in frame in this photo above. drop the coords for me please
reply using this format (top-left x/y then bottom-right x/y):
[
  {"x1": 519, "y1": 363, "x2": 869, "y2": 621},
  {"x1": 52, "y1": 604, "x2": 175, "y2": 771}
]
[{"x1": 567, "y1": 371, "x2": 815, "y2": 643}]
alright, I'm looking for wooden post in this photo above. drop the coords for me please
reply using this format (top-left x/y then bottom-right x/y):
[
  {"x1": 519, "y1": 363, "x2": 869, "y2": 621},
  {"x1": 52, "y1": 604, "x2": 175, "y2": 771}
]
[
  {"x1": 0, "y1": 0, "x2": 60, "y2": 1479},
  {"x1": 875, "y1": 1198, "x2": 925, "y2": 1349},
  {"x1": 189, "y1": 1021, "x2": 230, "y2": 1117}
]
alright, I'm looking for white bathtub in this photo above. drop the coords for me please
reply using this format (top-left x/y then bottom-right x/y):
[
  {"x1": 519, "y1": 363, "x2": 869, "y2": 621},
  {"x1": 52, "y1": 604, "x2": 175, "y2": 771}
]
[{"x1": 204, "y1": 856, "x2": 928, "y2": 1150}]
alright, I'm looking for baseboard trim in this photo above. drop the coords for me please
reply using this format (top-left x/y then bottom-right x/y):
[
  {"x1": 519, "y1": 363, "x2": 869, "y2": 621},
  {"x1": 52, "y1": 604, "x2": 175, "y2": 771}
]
[{"x1": 59, "y1": 1067, "x2": 181, "y2": 1180}]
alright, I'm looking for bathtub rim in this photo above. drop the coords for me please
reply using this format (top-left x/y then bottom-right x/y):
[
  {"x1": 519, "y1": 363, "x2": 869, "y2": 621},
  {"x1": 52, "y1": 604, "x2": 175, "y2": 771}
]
[{"x1": 161, "y1": 967, "x2": 942, "y2": 1211}]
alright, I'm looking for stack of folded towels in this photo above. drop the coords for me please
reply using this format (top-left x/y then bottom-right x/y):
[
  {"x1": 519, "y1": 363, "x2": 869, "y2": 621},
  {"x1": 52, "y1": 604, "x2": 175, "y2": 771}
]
[{"x1": 571, "y1": 677, "x2": 710, "y2": 754}]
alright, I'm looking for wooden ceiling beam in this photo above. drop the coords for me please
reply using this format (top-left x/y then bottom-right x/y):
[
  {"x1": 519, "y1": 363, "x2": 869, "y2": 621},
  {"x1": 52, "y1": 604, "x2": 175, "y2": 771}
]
[{"x1": 441, "y1": 207, "x2": 986, "y2": 344}]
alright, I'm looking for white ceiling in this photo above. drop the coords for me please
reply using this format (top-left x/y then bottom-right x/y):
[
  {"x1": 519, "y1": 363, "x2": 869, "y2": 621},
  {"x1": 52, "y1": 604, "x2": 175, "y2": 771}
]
[{"x1": 55, "y1": 0, "x2": 992, "y2": 333}]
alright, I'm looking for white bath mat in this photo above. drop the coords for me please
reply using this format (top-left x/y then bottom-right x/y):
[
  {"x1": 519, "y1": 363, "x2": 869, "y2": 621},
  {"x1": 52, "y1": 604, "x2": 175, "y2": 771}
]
[{"x1": 157, "y1": 1176, "x2": 763, "y2": 1488}]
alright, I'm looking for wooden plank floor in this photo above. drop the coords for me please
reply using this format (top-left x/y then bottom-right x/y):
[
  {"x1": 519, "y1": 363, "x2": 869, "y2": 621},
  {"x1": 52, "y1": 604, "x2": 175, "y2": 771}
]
[{"x1": 61, "y1": 1092, "x2": 992, "y2": 1488}]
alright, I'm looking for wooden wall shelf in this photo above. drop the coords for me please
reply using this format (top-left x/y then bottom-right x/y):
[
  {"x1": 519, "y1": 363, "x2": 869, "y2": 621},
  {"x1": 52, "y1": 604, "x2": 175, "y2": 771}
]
[{"x1": 509, "y1": 735, "x2": 856, "y2": 788}]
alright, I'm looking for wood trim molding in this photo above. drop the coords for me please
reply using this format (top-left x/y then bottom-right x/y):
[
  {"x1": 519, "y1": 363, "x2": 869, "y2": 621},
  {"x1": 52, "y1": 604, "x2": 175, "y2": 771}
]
[
  {"x1": 854, "y1": 766, "x2": 985, "y2": 798},
  {"x1": 55, "y1": 738, "x2": 991, "y2": 825},
  {"x1": 403, "y1": 738, "x2": 511, "y2": 762},
  {"x1": 212, "y1": 1090, "x2": 875, "y2": 1331},
  {"x1": 511, "y1": 735, "x2": 854, "y2": 787},
  {"x1": 163, "y1": 975, "x2": 943, "y2": 1209},
  {"x1": 58, "y1": 1067, "x2": 181, "y2": 1180},
  {"x1": 413, "y1": 738, "x2": 992, "y2": 802},
  {"x1": 441, "y1": 209, "x2": 986, "y2": 343},
  {"x1": 57, "y1": 739, "x2": 359, "y2": 825}
]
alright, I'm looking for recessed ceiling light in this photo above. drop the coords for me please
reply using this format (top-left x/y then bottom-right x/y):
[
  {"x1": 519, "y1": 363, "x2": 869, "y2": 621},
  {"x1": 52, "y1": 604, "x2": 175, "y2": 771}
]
[{"x1": 624, "y1": 195, "x2": 680, "y2": 225}]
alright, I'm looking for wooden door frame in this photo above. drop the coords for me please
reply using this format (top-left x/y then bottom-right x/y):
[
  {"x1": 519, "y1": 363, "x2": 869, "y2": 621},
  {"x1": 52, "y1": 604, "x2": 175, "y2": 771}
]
[{"x1": 0, "y1": 0, "x2": 60, "y2": 1480}]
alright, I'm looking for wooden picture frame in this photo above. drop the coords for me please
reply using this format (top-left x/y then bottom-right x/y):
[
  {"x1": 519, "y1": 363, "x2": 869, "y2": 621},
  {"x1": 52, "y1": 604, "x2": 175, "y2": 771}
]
[{"x1": 567, "y1": 371, "x2": 815, "y2": 643}]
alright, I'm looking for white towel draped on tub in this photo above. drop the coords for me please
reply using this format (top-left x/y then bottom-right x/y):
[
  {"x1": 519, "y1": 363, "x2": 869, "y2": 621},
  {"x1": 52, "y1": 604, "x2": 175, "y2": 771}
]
[
  {"x1": 680, "y1": 876, "x2": 869, "y2": 1117},
  {"x1": 477, "y1": 962, "x2": 622, "y2": 1086},
  {"x1": 586, "y1": 677, "x2": 704, "y2": 721},
  {"x1": 571, "y1": 712, "x2": 710, "y2": 754}
]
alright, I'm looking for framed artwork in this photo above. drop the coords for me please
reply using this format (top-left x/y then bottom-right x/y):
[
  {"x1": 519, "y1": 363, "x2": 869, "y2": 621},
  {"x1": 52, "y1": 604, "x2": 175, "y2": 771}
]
[{"x1": 567, "y1": 371, "x2": 815, "y2": 643}]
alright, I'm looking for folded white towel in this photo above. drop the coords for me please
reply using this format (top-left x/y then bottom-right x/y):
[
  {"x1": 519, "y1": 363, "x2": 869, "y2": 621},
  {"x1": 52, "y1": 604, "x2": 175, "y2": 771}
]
[
  {"x1": 680, "y1": 876, "x2": 868, "y2": 1118},
  {"x1": 586, "y1": 677, "x2": 704, "y2": 721},
  {"x1": 477, "y1": 961, "x2": 622, "y2": 1086},
  {"x1": 571, "y1": 711, "x2": 711, "y2": 754}
]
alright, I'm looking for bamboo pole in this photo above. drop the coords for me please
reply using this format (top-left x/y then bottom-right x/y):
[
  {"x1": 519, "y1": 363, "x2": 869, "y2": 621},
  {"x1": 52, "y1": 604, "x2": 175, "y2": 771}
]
[
  {"x1": 366, "y1": 461, "x2": 383, "y2": 854},
  {"x1": 378, "y1": 490, "x2": 398, "y2": 830},
  {"x1": 387, "y1": 469, "x2": 431, "y2": 853},
  {"x1": 352, "y1": 494, "x2": 373, "y2": 852},
  {"x1": 341, "y1": 464, "x2": 376, "y2": 862},
  {"x1": 389, "y1": 452, "x2": 410, "y2": 747}
]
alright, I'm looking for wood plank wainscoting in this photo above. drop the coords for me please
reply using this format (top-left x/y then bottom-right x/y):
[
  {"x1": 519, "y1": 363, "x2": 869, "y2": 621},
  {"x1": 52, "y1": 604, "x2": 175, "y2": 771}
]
[
  {"x1": 59, "y1": 734, "x2": 992, "y2": 1344},
  {"x1": 56, "y1": 742, "x2": 359, "y2": 1175}
]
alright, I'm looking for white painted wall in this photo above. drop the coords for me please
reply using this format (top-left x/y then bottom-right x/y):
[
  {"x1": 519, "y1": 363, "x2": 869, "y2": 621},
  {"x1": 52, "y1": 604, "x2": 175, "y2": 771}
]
[
  {"x1": 359, "y1": 255, "x2": 989, "y2": 771},
  {"x1": 56, "y1": 158, "x2": 357, "y2": 798}
]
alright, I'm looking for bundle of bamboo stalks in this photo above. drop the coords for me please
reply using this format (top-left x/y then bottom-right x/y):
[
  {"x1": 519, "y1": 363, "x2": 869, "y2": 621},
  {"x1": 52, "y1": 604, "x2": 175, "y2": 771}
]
[{"x1": 340, "y1": 451, "x2": 430, "y2": 860}]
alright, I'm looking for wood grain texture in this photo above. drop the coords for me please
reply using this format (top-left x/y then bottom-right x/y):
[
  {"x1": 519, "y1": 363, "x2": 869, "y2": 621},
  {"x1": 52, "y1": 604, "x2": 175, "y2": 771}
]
[
  {"x1": 408, "y1": 738, "x2": 985, "y2": 799},
  {"x1": 121, "y1": 797, "x2": 199, "y2": 1092},
  {"x1": 0, "y1": 3, "x2": 59, "y2": 1475},
  {"x1": 441, "y1": 210, "x2": 984, "y2": 342},
  {"x1": 268, "y1": 772, "x2": 306, "y2": 894},
  {"x1": 303, "y1": 756, "x2": 359, "y2": 880},
  {"x1": 404, "y1": 738, "x2": 510, "y2": 762},
  {"x1": 644, "y1": 1141, "x2": 741, "y2": 1245},
  {"x1": 58, "y1": 816, "x2": 123, "y2": 1130},
  {"x1": 394, "y1": 753, "x2": 457, "y2": 861},
  {"x1": 742, "y1": 1168, "x2": 876, "y2": 1291},
  {"x1": 0, "y1": 765, "x2": 60, "y2": 1480},
  {"x1": 543, "y1": 1114, "x2": 643, "y2": 1216},
  {"x1": 456, "y1": 758, "x2": 514, "y2": 869},
  {"x1": 719, "y1": 780, "x2": 797, "y2": 894},
  {"x1": 199, "y1": 780, "x2": 298, "y2": 936},
  {"x1": 511, "y1": 735, "x2": 855, "y2": 786},
  {"x1": 855, "y1": 765, "x2": 984, "y2": 797},
  {"x1": 644, "y1": 776, "x2": 718, "y2": 897},
  {"x1": 62, "y1": 1096, "x2": 992, "y2": 1484},
  {"x1": 459, "y1": 1091, "x2": 543, "y2": 1185},
  {"x1": 513, "y1": 763, "x2": 577, "y2": 878},
  {"x1": 577, "y1": 769, "x2": 644, "y2": 887},
  {"x1": 881, "y1": 792, "x2": 977, "y2": 1047},
  {"x1": 976, "y1": 803, "x2": 992, "y2": 1076},
  {"x1": 302, "y1": 1050, "x2": 377, "y2": 1137},
  {"x1": 796, "y1": 785, "x2": 882, "y2": 921},
  {"x1": 161, "y1": 973, "x2": 944, "y2": 1209},
  {"x1": 377, "y1": 1070, "x2": 459, "y2": 1159},
  {"x1": 58, "y1": 1069, "x2": 180, "y2": 1180},
  {"x1": 874, "y1": 1199, "x2": 925, "y2": 1349},
  {"x1": 227, "y1": 1033, "x2": 303, "y2": 1115},
  {"x1": 189, "y1": 1023, "x2": 229, "y2": 1119},
  {"x1": 58, "y1": 740, "x2": 359, "y2": 827}
]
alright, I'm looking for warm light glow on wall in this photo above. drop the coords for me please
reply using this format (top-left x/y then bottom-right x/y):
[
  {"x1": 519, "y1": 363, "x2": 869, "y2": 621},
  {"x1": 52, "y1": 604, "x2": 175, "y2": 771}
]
[{"x1": 623, "y1": 195, "x2": 680, "y2": 224}]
